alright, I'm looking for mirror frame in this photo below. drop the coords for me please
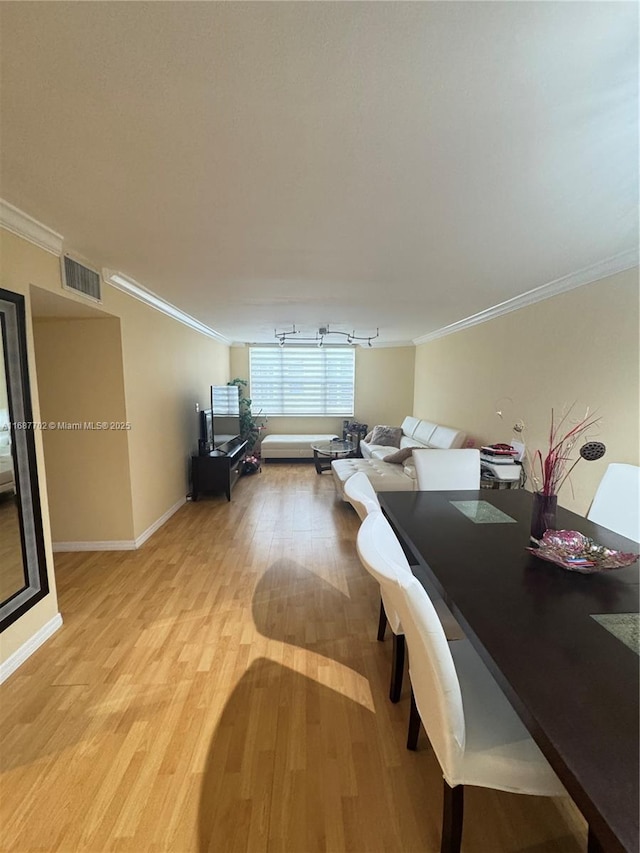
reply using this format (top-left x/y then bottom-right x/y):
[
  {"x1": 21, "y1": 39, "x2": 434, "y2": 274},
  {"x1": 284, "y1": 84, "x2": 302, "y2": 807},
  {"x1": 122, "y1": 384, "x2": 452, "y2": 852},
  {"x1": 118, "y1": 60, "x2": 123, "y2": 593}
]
[{"x1": 0, "y1": 288, "x2": 48, "y2": 631}]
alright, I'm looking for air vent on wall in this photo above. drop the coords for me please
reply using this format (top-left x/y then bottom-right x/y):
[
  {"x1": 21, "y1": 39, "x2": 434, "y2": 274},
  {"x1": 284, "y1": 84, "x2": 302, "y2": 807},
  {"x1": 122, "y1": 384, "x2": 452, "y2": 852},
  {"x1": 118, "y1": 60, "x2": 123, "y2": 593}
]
[{"x1": 61, "y1": 253, "x2": 102, "y2": 303}]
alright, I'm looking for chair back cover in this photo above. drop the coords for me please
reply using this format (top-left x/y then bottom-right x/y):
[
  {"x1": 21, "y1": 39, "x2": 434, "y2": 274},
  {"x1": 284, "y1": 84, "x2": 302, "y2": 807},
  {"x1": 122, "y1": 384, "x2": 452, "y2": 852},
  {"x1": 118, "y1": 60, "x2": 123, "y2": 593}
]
[
  {"x1": 344, "y1": 471, "x2": 381, "y2": 521},
  {"x1": 356, "y1": 511, "x2": 412, "y2": 635},
  {"x1": 587, "y1": 462, "x2": 640, "y2": 542},
  {"x1": 413, "y1": 448, "x2": 480, "y2": 491},
  {"x1": 397, "y1": 573, "x2": 466, "y2": 773}
]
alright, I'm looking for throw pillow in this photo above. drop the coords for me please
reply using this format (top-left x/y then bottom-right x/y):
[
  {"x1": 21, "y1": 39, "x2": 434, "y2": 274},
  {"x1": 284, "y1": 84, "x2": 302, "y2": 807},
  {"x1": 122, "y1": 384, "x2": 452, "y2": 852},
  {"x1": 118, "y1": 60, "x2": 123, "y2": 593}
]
[
  {"x1": 363, "y1": 430, "x2": 374, "y2": 444},
  {"x1": 370, "y1": 425, "x2": 402, "y2": 448},
  {"x1": 383, "y1": 446, "x2": 418, "y2": 465}
]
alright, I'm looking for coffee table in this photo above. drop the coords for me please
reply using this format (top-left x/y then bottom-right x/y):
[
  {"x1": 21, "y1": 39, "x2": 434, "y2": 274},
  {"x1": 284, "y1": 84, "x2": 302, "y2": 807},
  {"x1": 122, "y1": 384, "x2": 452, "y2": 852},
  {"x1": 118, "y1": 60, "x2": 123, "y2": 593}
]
[{"x1": 311, "y1": 439, "x2": 355, "y2": 474}]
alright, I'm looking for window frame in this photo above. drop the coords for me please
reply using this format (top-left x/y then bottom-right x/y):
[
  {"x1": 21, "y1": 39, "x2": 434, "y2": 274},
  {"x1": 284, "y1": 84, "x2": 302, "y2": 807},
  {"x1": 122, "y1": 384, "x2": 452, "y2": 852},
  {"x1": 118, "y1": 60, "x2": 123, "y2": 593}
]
[{"x1": 249, "y1": 346, "x2": 355, "y2": 417}]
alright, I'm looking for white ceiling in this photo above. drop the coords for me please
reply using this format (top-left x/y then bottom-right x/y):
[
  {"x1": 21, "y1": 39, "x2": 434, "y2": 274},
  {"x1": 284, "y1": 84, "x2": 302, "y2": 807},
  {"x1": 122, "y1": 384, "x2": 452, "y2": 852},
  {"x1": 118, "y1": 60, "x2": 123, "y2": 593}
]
[{"x1": 0, "y1": 2, "x2": 637, "y2": 346}]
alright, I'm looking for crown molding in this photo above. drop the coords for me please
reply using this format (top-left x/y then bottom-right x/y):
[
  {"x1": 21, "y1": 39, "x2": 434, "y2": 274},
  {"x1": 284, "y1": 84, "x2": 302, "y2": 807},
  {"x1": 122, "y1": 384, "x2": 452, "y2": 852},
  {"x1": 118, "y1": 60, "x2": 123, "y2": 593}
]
[
  {"x1": 0, "y1": 198, "x2": 64, "y2": 256},
  {"x1": 103, "y1": 269, "x2": 231, "y2": 345},
  {"x1": 368, "y1": 339, "x2": 414, "y2": 349},
  {"x1": 413, "y1": 249, "x2": 639, "y2": 345}
]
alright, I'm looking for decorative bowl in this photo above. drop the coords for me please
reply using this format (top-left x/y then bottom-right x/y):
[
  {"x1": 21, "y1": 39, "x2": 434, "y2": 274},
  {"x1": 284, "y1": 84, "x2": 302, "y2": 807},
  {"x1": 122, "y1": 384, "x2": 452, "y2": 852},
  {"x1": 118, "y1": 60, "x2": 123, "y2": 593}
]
[{"x1": 527, "y1": 529, "x2": 639, "y2": 574}]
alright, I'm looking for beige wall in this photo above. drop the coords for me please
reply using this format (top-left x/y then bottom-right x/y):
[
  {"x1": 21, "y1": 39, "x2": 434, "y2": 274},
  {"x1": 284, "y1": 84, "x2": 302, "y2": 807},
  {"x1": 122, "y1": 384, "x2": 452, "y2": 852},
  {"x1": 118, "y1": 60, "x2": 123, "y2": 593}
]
[
  {"x1": 33, "y1": 294, "x2": 230, "y2": 542},
  {"x1": 33, "y1": 315, "x2": 135, "y2": 542},
  {"x1": 230, "y1": 345, "x2": 415, "y2": 438},
  {"x1": 0, "y1": 227, "x2": 230, "y2": 665},
  {"x1": 414, "y1": 267, "x2": 640, "y2": 514},
  {"x1": 25, "y1": 249, "x2": 231, "y2": 543},
  {"x1": 116, "y1": 292, "x2": 229, "y2": 537}
]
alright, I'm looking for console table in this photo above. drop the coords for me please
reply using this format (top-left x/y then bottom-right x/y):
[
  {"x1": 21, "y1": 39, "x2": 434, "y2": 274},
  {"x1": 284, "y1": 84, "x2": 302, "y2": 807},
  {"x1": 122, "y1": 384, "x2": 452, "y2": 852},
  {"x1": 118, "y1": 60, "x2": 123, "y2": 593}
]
[{"x1": 191, "y1": 437, "x2": 248, "y2": 501}]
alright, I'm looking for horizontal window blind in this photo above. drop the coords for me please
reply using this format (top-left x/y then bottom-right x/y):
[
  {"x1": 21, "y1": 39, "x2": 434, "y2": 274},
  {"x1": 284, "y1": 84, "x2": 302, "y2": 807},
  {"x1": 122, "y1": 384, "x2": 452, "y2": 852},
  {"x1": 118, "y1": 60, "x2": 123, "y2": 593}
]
[
  {"x1": 250, "y1": 347, "x2": 355, "y2": 416},
  {"x1": 211, "y1": 385, "x2": 239, "y2": 415}
]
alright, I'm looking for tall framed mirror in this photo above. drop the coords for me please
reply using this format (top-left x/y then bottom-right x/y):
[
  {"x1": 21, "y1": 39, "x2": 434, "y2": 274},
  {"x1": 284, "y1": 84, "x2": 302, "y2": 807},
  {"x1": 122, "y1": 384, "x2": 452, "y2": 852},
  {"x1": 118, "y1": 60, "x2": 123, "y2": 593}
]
[{"x1": 0, "y1": 288, "x2": 48, "y2": 631}]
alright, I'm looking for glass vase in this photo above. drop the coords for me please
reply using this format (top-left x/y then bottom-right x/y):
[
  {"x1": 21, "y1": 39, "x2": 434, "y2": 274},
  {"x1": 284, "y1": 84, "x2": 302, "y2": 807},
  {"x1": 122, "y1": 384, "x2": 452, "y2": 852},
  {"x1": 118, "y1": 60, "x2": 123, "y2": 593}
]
[{"x1": 530, "y1": 492, "x2": 557, "y2": 545}]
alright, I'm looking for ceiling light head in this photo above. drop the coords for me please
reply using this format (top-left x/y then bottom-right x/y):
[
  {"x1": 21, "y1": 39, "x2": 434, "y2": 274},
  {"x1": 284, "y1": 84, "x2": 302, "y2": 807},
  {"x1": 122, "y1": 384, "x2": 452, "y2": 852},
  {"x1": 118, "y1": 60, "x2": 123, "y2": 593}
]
[{"x1": 274, "y1": 325, "x2": 379, "y2": 346}]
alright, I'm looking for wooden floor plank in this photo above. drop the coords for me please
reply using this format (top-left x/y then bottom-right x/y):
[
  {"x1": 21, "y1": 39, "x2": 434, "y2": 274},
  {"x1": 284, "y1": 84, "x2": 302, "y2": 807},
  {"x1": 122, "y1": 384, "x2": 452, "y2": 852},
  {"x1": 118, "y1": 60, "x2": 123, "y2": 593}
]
[{"x1": 0, "y1": 463, "x2": 587, "y2": 851}]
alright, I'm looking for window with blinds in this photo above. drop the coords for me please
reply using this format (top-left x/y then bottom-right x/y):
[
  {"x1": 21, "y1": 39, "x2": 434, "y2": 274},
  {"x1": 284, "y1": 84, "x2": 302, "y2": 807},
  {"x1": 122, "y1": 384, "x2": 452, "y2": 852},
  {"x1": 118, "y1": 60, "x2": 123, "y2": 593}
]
[
  {"x1": 250, "y1": 347, "x2": 355, "y2": 416},
  {"x1": 211, "y1": 385, "x2": 239, "y2": 415}
]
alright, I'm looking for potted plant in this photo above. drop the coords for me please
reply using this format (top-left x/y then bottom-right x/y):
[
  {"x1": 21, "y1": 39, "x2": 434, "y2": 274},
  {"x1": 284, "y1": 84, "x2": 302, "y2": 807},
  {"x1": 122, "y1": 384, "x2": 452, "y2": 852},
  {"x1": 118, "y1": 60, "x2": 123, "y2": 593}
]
[
  {"x1": 527, "y1": 406, "x2": 605, "y2": 543},
  {"x1": 227, "y1": 378, "x2": 267, "y2": 453}
]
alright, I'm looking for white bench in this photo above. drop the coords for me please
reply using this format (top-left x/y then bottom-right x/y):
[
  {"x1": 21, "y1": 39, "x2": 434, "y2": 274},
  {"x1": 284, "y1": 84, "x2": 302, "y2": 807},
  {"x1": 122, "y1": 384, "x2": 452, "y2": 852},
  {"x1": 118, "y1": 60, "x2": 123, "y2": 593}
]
[{"x1": 261, "y1": 433, "x2": 339, "y2": 460}]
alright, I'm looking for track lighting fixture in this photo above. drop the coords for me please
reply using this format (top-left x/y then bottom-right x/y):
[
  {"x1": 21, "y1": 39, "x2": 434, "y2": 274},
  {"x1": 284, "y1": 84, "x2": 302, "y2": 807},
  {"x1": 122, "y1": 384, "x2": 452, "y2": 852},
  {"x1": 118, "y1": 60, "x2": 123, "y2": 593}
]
[{"x1": 274, "y1": 324, "x2": 379, "y2": 347}]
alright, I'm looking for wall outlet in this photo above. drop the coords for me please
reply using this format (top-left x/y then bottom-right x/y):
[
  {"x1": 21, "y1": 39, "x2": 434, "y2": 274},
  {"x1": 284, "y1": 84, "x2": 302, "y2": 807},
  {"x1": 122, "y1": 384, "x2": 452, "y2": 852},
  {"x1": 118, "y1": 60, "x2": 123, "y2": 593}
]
[{"x1": 195, "y1": 402, "x2": 200, "y2": 413}]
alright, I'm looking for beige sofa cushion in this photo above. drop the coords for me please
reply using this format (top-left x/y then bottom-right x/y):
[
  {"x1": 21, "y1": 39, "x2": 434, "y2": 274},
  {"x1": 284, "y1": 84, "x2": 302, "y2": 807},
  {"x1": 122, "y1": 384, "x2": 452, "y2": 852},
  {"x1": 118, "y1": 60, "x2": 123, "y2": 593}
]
[
  {"x1": 371, "y1": 446, "x2": 398, "y2": 461},
  {"x1": 331, "y1": 457, "x2": 416, "y2": 496},
  {"x1": 383, "y1": 446, "x2": 419, "y2": 465},
  {"x1": 369, "y1": 424, "x2": 402, "y2": 447}
]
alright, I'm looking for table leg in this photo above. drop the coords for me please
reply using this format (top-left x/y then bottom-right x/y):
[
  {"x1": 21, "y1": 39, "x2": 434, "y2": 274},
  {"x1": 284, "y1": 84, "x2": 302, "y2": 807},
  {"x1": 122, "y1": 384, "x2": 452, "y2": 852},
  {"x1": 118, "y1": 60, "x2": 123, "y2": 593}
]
[{"x1": 587, "y1": 826, "x2": 604, "y2": 853}]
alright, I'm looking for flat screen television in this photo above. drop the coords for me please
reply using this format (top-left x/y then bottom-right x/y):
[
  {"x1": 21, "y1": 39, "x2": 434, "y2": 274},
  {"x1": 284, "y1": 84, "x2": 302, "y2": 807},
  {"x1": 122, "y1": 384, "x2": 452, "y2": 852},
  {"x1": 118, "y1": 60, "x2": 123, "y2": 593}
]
[
  {"x1": 198, "y1": 386, "x2": 241, "y2": 454},
  {"x1": 198, "y1": 409, "x2": 214, "y2": 455}
]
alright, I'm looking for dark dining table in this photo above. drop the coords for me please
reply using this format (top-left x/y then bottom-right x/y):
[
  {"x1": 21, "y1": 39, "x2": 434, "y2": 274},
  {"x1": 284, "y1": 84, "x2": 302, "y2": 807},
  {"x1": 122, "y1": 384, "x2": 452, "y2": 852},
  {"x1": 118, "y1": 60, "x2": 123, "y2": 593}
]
[{"x1": 379, "y1": 488, "x2": 639, "y2": 853}]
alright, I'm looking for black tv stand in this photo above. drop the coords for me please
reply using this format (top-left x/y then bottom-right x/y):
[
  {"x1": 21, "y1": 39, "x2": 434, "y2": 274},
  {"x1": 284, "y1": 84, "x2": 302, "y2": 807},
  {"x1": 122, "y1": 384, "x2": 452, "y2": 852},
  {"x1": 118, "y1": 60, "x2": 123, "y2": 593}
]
[{"x1": 191, "y1": 436, "x2": 248, "y2": 501}]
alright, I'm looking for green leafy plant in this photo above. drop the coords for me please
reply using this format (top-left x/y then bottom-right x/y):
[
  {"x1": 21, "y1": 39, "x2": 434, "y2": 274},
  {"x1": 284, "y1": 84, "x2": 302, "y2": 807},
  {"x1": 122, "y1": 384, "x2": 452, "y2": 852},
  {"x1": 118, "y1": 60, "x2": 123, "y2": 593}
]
[{"x1": 227, "y1": 378, "x2": 266, "y2": 453}]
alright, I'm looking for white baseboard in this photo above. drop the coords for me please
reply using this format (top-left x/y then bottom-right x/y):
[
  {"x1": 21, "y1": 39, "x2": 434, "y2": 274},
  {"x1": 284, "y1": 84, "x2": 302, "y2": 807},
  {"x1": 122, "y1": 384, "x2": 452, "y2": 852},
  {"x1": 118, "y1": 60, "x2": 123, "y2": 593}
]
[
  {"x1": 51, "y1": 496, "x2": 186, "y2": 552},
  {"x1": 52, "y1": 539, "x2": 137, "y2": 552},
  {"x1": 0, "y1": 613, "x2": 63, "y2": 684},
  {"x1": 134, "y1": 496, "x2": 186, "y2": 548}
]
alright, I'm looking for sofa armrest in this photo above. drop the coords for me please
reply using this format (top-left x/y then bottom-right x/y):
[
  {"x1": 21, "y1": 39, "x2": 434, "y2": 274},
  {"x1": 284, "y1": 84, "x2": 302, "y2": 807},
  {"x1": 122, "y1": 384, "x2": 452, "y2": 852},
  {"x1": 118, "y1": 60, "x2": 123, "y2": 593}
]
[{"x1": 360, "y1": 439, "x2": 375, "y2": 458}]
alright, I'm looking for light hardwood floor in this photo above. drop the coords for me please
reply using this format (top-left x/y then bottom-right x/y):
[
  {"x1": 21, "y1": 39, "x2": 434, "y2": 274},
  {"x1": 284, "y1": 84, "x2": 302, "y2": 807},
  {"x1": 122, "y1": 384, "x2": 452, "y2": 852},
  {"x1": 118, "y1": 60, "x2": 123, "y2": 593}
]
[{"x1": 0, "y1": 463, "x2": 587, "y2": 852}]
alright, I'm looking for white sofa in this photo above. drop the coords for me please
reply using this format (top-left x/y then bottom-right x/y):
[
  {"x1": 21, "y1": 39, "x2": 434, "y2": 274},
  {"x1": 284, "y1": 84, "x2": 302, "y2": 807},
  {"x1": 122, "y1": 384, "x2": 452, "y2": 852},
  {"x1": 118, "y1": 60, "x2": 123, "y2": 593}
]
[
  {"x1": 332, "y1": 415, "x2": 466, "y2": 498},
  {"x1": 360, "y1": 416, "x2": 465, "y2": 460}
]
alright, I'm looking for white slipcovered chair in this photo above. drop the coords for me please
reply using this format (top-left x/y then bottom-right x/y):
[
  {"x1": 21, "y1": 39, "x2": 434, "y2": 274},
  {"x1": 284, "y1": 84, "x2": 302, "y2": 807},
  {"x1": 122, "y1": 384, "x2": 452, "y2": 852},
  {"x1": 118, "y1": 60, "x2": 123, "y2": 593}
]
[
  {"x1": 344, "y1": 471, "x2": 389, "y2": 647},
  {"x1": 357, "y1": 511, "x2": 566, "y2": 853},
  {"x1": 587, "y1": 462, "x2": 640, "y2": 542},
  {"x1": 344, "y1": 472, "x2": 391, "y2": 644},
  {"x1": 343, "y1": 471, "x2": 381, "y2": 522},
  {"x1": 413, "y1": 448, "x2": 480, "y2": 491},
  {"x1": 355, "y1": 505, "x2": 463, "y2": 703}
]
